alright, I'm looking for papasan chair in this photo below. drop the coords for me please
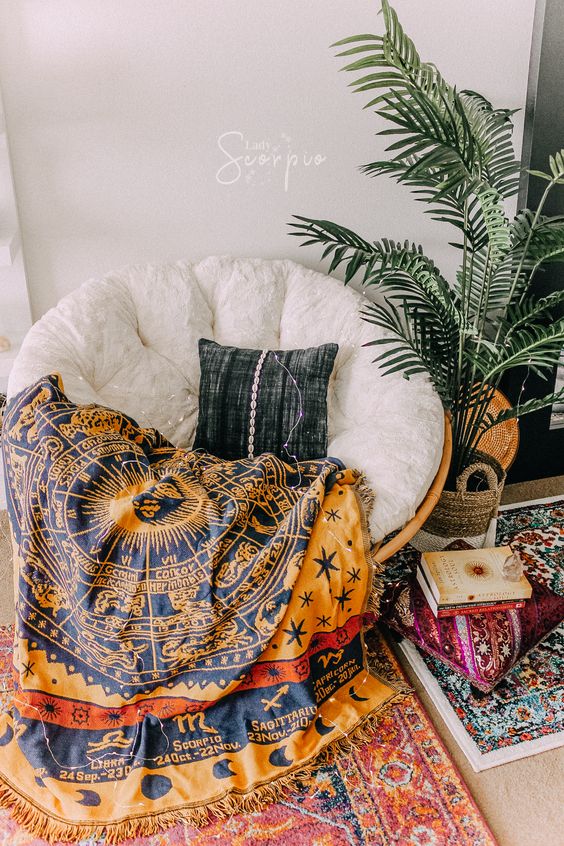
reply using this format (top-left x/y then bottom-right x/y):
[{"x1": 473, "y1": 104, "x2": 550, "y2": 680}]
[{"x1": 7, "y1": 256, "x2": 450, "y2": 559}]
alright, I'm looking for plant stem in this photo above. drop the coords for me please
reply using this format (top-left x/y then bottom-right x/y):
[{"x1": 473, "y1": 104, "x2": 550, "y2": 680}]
[
  {"x1": 457, "y1": 380, "x2": 497, "y2": 473},
  {"x1": 493, "y1": 180, "x2": 554, "y2": 346},
  {"x1": 460, "y1": 198, "x2": 470, "y2": 330},
  {"x1": 452, "y1": 199, "x2": 470, "y2": 461},
  {"x1": 461, "y1": 245, "x2": 493, "y2": 434},
  {"x1": 457, "y1": 183, "x2": 555, "y2": 472},
  {"x1": 476, "y1": 246, "x2": 492, "y2": 340}
]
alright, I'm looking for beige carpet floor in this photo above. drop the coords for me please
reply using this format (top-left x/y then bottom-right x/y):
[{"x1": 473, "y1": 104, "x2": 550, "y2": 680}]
[{"x1": 0, "y1": 477, "x2": 562, "y2": 845}]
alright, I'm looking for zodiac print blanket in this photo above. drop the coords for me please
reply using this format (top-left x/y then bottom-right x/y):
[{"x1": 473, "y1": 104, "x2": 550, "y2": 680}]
[{"x1": 0, "y1": 376, "x2": 398, "y2": 843}]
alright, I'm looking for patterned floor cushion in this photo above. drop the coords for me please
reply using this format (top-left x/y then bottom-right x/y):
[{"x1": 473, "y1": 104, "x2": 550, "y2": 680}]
[{"x1": 380, "y1": 544, "x2": 564, "y2": 693}]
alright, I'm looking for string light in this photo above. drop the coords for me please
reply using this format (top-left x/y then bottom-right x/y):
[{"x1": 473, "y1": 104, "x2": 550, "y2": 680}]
[
  {"x1": 516, "y1": 357, "x2": 533, "y2": 413},
  {"x1": 321, "y1": 508, "x2": 355, "y2": 555},
  {"x1": 272, "y1": 352, "x2": 304, "y2": 488}
]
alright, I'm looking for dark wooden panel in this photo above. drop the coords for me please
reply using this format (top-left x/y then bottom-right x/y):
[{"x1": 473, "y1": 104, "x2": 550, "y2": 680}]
[{"x1": 504, "y1": 0, "x2": 564, "y2": 482}]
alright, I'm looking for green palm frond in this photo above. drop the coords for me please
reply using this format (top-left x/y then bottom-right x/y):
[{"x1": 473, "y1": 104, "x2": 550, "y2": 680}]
[
  {"x1": 287, "y1": 217, "x2": 379, "y2": 282},
  {"x1": 288, "y1": 217, "x2": 454, "y2": 297},
  {"x1": 468, "y1": 321, "x2": 564, "y2": 380},
  {"x1": 361, "y1": 301, "x2": 431, "y2": 380},
  {"x1": 375, "y1": 259, "x2": 456, "y2": 313},
  {"x1": 528, "y1": 220, "x2": 564, "y2": 265},
  {"x1": 480, "y1": 387, "x2": 564, "y2": 432},
  {"x1": 289, "y1": 1, "x2": 564, "y2": 479},
  {"x1": 334, "y1": 1, "x2": 519, "y2": 251},
  {"x1": 501, "y1": 290, "x2": 564, "y2": 336},
  {"x1": 334, "y1": 4, "x2": 476, "y2": 221},
  {"x1": 461, "y1": 210, "x2": 537, "y2": 316},
  {"x1": 474, "y1": 185, "x2": 510, "y2": 262},
  {"x1": 459, "y1": 90, "x2": 520, "y2": 198},
  {"x1": 455, "y1": 247, "x2": 489, "y2": 318},
  {"x1": 529, "y1": 151, "x2": 564, "y2": 184},
  {"x1": 511, "y1": 208, "x2": 537, "y2": 243},
  {"x1": 548, "y1": 149, "x2": 564, "y2": 182},
  {"x1": 361, "y1": 298, "x2": 457, "y2": 401}
]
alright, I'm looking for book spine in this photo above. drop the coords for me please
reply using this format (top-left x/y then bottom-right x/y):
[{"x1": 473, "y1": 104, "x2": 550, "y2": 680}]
[
  {"x1": 419, "y1": 554, "x2": 441, "y2": 603},
  {"x1": 440, "y1": 597, "x2": 526, "y2": 610},
  {"x1": 416, "y1": 567, "x2": 439, "y2": 615},
  {"x1": 438, "y1": 589, "x2": 529, "y2": 604},
  {"x1": 437, "y1": 600, "x2": 525, "y2": 618}
]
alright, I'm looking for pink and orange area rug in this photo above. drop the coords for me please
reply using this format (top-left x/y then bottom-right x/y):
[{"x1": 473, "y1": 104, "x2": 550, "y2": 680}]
[{"x1": 0, "y1": 627, "x2": 496, "y2": 846}]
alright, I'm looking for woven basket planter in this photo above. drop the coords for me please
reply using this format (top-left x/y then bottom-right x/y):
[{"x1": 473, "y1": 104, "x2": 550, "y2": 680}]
[{"x1": 423, "y1": 451, "x2": 506, "y2": 539}]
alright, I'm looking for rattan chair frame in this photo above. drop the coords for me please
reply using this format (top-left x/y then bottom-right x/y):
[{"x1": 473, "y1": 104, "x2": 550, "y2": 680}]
[{"x1": 371, "y1": 412, "x2": 453, "y2": 563}]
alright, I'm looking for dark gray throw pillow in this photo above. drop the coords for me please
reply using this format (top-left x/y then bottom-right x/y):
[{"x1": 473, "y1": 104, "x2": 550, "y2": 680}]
[{"x1": 194, "y1": 339, "x2": 338, "y2": 461}]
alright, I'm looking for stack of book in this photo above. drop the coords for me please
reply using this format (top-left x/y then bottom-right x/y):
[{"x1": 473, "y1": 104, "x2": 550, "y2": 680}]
[{"x1": 417, "y1": 545, "x2": 532, "y2": 618}]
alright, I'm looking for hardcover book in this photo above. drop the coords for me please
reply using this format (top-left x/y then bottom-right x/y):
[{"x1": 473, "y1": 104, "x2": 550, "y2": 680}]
[
  {"x1": 415, "y1": 567, "x2": 526, "y2": 618},
  {"x1": 419, "y1": 546, "x2": 532, "y2": 605}
]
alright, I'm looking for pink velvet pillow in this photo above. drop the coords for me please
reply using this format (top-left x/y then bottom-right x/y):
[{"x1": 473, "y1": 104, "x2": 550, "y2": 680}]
[{"x1": 380, "y1": 549, "x2": 564, "y2": 693}]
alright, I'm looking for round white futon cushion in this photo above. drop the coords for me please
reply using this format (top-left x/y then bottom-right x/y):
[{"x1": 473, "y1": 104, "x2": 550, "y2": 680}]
[{"x1": 8, "y1": 256, "x2": 444, "y2": 541}]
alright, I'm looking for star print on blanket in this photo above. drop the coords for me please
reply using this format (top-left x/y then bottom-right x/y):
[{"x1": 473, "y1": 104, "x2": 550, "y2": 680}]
[{"x1": 0, "y1": 375, "x2": 399, "y2": 843}]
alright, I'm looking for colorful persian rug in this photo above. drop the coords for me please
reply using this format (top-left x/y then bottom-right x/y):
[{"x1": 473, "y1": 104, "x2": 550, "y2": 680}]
[
  {"x1": 394, "y1": 496, "x2": 564, "y2": 771},
  {"x1": 0, "y1": 627, "x2": 497, "y2": 846},
  {"x1": 0, "y1": 375, "x2": 399, "y2": 843}
]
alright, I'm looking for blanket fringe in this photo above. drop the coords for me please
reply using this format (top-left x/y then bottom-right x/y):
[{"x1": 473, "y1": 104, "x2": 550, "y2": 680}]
[
  {"x1": 0, "y1": 685, "x2": 409, "y2": 845},
  {"x1": 352, "y1": 472, "x2": 388, "y2": 620},
  {"x1": 353, "y1": 472, "x2": 376, "y2": 526},
  {"x1": 367, "y1": 558, "x2": 388, "y2": 619},
  {"x1": 0, "y1": 469, "x2": 406, "y2": 843}
]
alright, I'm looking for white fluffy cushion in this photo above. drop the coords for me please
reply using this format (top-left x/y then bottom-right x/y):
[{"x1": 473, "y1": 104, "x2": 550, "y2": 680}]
[{"x1": 8, "y1": 256, "x2": 444, "y2": 540}]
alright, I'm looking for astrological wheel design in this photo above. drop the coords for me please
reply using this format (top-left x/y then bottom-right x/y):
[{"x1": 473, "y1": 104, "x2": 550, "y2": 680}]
[
  {"x1": 49, "y1": 444, "x2": 218, "y2": 676},
  {"x1": 25, "y1": 436, "x2": 310, "y2": 692}
]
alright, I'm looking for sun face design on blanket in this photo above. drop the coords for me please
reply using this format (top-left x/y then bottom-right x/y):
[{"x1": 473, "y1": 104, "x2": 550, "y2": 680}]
[{"x1": 0, "y1": 375, "x2": 397, "y2": 842}]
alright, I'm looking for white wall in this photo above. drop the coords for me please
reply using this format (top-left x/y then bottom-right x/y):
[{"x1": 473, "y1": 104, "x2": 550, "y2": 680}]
[
  {"x1": 0, "y1": 89, "x2": 32, "y2": 396},
  {"x1": 0, "y1": 0, "x2": 536, "y2": 320}
]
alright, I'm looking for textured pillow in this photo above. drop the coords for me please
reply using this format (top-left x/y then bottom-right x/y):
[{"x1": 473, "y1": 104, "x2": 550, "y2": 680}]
[
  {"x1": 379, "y1": 543, "x2": 564, "y2": 693},
  {"x1": 194, "y1": 339, "x2": 338, "y2": 461}
]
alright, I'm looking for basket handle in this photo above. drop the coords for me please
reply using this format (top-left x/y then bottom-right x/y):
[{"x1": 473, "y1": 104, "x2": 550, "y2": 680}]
[{"x1": 456, "y1": 462, "x2": 499, "y2": 493}]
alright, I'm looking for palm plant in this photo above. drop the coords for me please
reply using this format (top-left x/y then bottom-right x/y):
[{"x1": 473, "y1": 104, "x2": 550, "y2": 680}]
[{"x1": 290, "y1": 0, "x2": 564, "y2": 487}]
